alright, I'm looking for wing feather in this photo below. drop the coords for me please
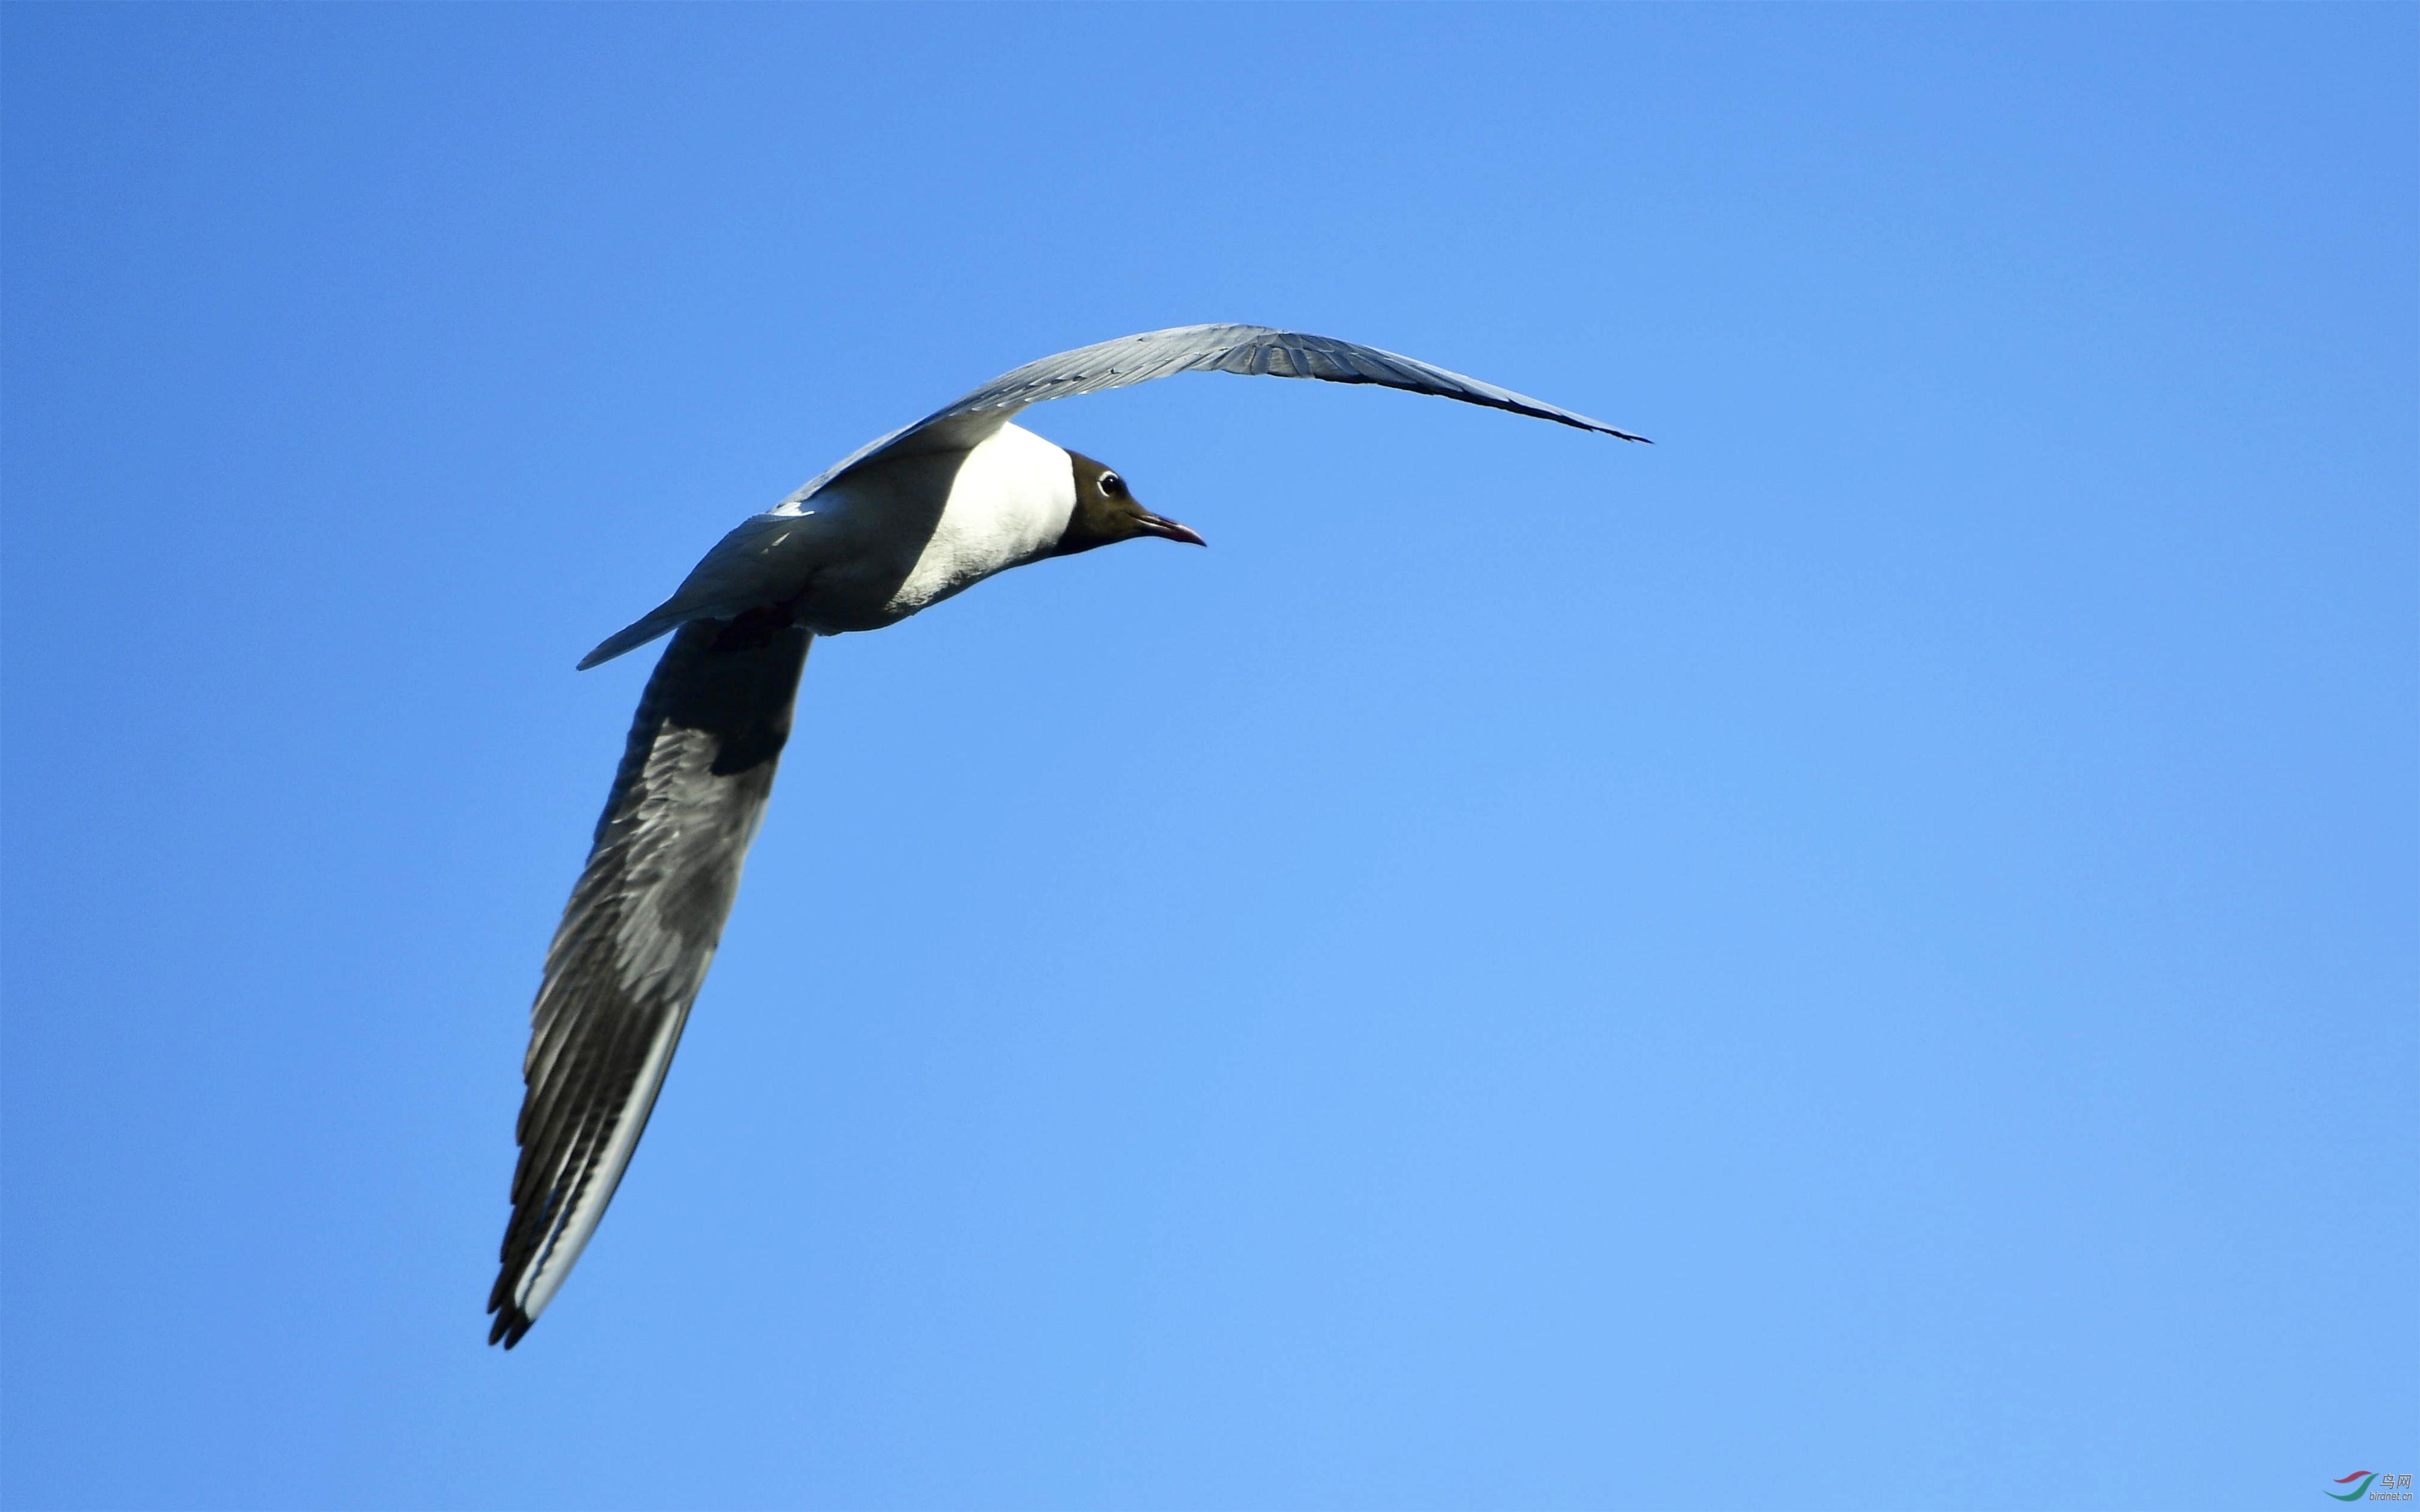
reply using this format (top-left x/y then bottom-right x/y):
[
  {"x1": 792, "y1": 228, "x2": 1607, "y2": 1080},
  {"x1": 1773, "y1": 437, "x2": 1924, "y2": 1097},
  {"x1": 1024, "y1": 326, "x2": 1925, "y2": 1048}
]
[
  {"x1": 488, "y1": 615, "x2": 813, "y2": 1347},
  {"x1": 779, "y1": 323, "x2": 1644, "y2": 506}
]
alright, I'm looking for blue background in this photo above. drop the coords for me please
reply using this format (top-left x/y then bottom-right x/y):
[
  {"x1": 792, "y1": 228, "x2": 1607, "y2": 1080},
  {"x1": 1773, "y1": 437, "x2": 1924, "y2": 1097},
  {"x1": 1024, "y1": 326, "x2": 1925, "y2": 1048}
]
[{"x1": 3, "y1": 7, "x2": 2412, "y2": 1508}]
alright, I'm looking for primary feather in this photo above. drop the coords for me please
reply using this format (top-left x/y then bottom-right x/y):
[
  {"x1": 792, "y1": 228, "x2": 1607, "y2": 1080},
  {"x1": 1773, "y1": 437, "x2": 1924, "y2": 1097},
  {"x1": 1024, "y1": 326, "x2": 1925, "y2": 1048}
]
[{"x1": 491, "y1": 615, "x2": 810, "y2": 1346}]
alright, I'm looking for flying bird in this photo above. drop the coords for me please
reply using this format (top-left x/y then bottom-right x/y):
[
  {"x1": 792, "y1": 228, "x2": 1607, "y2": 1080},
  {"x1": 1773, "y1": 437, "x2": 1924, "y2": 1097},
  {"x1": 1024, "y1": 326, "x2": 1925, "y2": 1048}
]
[{"x1": 490, "y1": 324, "x2": 1645, "y2": 1347}]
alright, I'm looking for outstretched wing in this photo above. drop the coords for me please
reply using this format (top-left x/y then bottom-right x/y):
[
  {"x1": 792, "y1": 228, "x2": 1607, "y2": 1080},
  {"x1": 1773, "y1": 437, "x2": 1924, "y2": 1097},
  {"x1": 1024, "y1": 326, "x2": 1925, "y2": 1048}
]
[
  {"x1": 582, "y1": 325, "x2": 1643, "y2": 671},
  {"x1": 781, "y1": 323, "x2": 1646, "y2": 506},
  {"x1": 490, "y1": 613, "x2": 813, "y2": 1347}
]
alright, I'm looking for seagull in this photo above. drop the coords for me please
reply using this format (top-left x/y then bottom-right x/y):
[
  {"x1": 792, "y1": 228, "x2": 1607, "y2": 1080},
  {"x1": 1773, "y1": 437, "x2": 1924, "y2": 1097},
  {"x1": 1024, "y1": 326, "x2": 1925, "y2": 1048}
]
[{"x1": 489, "y1": 324, "x2": 1645, "y2": 1347}]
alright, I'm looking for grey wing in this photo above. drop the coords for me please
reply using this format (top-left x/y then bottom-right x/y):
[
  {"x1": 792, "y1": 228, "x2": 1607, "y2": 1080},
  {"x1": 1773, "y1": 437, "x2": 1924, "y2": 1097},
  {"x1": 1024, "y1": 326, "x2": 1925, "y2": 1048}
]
[
  {"x1": 783, "y1": 323, "x2": 1646, "y2": 503},
  {"x1": 490, "y1": 614, "x2": 813, "y2": 1347}
]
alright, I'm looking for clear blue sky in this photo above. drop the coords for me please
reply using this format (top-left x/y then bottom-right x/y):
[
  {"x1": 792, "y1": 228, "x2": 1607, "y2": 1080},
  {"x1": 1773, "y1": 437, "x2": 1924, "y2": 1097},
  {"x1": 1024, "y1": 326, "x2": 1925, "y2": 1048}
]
[{"x1": 3, "y1": 6, "x2": 2412, "y2": 1509}]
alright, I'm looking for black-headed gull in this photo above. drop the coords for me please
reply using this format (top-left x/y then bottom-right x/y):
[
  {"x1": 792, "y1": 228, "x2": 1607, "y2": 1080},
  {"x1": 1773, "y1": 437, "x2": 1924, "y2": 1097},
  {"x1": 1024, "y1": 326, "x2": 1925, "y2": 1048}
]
[{"x1": 490, "y1": 325, "x2": 1644, "y2": 1347}]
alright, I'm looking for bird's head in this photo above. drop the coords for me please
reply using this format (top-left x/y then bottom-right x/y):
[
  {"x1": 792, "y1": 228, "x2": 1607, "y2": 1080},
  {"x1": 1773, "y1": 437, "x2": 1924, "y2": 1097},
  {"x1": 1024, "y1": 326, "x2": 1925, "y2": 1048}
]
[{"x1": 1054, "y1": 450, "x2": 1207, "y2": 556}]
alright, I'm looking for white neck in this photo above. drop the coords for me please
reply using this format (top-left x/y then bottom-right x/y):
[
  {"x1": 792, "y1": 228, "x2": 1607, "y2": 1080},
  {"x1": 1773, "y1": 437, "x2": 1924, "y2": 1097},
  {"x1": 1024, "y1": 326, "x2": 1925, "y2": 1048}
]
[{"x1": 882, "y1": 422, "x2": 1075, "y2": 616}]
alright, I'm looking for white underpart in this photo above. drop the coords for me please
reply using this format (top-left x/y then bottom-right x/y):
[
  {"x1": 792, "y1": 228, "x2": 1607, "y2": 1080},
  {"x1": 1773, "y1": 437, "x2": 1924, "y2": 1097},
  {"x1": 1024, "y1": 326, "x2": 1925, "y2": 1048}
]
[{"x1": 880, "y1": 422, "x2": 1076, "y2": 618}]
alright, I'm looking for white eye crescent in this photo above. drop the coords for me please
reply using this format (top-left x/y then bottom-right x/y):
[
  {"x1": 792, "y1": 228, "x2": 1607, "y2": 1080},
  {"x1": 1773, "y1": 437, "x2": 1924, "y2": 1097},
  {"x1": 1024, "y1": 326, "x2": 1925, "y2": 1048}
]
[{"x1": 1099, "y1": 472, "x2": 1125, "y2": 498}]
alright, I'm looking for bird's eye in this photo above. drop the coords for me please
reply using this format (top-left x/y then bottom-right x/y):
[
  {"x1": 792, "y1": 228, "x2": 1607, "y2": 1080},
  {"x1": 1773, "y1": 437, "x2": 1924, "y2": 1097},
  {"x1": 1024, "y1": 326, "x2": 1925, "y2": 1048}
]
[{"x1": 1099, "y1": 472, "x2": 1125, "y2": 498}]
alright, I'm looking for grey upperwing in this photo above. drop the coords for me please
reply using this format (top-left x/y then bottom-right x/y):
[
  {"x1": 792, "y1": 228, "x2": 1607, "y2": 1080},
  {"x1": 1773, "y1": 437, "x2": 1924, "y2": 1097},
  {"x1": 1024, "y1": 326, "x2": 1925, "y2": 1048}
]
[
  {"x1": 785, "y1": 323, "x2": 1645, "y2": 505},
  {"x1": 490, "y1": 613, "x2": 812, "y2": 1346}
]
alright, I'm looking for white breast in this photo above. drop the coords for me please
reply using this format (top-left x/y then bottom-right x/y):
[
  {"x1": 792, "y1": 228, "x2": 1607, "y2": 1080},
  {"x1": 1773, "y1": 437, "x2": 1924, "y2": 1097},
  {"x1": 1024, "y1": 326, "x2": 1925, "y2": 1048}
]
[{"x1": 880, "y1": 422, "x2": 1075, "y2": 617}]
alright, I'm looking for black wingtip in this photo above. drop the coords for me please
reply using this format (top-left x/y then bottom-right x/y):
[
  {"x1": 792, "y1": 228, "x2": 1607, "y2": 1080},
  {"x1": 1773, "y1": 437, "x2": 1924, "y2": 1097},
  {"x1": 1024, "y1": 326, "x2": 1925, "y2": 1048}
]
[
  {"x1": 1503, "y1": 400, "x2": 1647, "y2": 444},
  {"x1": 488, "y1": 1304, "x2": 533, "y2": 1349},
  {"x1": 1569, "y1": 414, "x2": 1650, "y2": 443}
]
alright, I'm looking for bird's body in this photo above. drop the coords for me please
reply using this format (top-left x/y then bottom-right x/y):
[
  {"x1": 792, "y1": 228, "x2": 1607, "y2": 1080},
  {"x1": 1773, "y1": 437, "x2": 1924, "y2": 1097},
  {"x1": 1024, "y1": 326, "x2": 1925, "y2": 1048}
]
[
  {"x1": 490, "y1": 325, "x2": 1643, "y2": 1347},
  {"x1": 625, "y1": 421, "x2": 1084, "y2": 645}
]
